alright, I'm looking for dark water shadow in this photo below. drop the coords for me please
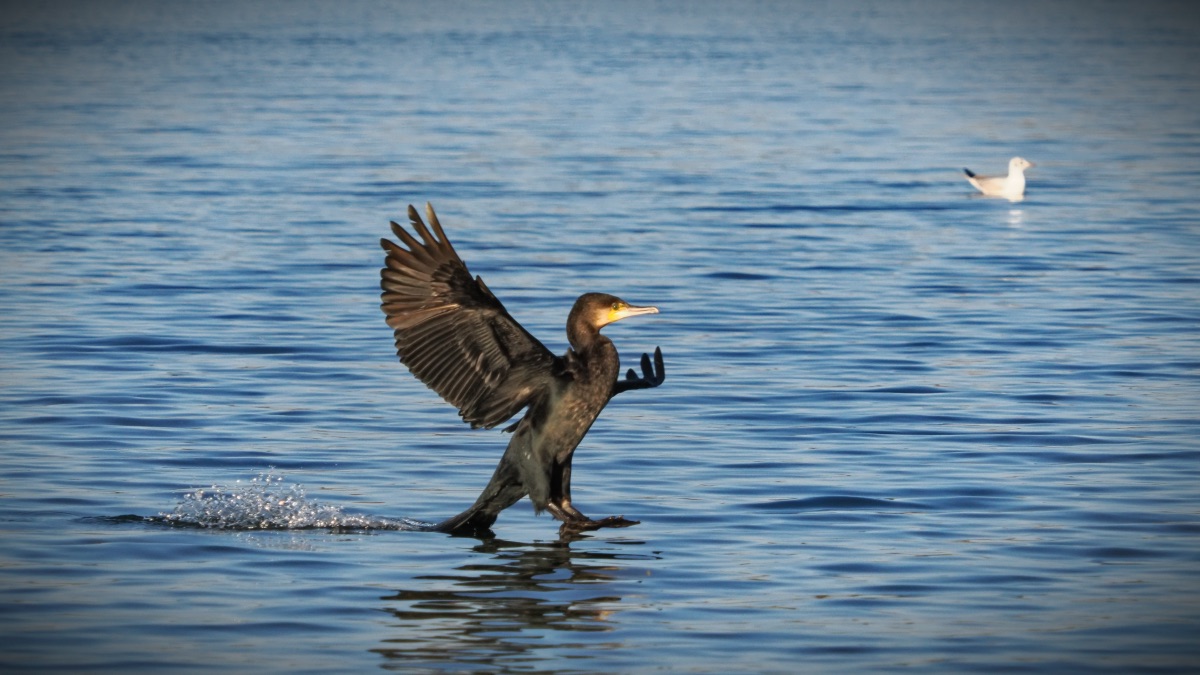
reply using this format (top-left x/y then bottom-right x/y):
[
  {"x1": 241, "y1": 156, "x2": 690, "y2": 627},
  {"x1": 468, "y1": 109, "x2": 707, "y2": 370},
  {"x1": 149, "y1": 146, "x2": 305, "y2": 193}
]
[
  {"x1": 746, "y1": 495, "x2": 931, "y2": 512},
  {"x1": 373, "y1": 535, "x2": 656, "y2": 672}
]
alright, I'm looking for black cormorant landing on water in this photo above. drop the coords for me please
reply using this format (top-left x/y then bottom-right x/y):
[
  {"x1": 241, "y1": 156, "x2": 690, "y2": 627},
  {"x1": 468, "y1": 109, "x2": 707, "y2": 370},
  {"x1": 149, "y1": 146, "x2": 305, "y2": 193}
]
[{"x1": 380, "y1": 203, "x2": 666, "y2": 537}]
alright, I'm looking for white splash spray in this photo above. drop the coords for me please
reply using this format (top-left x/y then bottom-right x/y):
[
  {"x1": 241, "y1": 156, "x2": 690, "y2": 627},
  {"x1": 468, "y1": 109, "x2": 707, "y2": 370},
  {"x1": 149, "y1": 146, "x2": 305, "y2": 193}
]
[{"x1": 160, "y1": 470, "x2": 429, "y2": 531}]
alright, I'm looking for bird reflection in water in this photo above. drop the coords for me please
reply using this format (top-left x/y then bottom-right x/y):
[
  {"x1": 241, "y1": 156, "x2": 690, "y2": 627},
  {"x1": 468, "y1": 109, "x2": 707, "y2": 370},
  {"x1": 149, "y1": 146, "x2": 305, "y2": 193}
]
[{"x1": 374, "y1": 535, "x2": 657, "y2": 669}]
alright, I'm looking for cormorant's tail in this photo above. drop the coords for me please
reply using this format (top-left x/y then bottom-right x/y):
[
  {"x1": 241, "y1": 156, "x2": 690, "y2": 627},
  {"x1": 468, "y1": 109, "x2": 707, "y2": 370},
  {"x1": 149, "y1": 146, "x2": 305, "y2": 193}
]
[
  {"x1": 431, "y1": 456, "x2": 528, "y2": 537},
  {"x1": 433, "y1": 506, "x2": 500, "y2": 537}
]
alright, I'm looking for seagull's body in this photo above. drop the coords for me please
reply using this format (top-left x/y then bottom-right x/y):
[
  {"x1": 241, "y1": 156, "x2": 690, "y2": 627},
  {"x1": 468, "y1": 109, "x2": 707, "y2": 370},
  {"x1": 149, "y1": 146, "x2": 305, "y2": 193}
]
[{"x1": 963, "y1": 157, "x2": 1033, "y2": 201}]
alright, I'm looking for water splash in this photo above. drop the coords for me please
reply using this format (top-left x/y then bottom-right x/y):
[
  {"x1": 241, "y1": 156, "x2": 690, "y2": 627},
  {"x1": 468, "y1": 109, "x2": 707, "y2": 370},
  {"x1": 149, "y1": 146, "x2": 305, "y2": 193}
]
[{"x1": 160, "y1": 470, "x2": 432, "y2": 531}]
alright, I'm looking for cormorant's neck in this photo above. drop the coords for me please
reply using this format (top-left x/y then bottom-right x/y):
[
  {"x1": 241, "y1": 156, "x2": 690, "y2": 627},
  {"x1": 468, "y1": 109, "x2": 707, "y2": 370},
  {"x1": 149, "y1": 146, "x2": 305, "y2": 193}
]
[
  {"x1": 567, "y1": 322, "x2": 604, "y2": 353},
  {"x1": 566, "y1": 297, "x2": 608, "y2": 354}
]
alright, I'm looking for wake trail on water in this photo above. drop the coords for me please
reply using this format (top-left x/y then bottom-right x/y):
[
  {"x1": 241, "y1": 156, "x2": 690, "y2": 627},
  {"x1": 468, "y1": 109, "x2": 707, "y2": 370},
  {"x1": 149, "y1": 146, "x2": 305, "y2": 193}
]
[{"x1": 144, "y1": 470, "x2": 435, "y2": 531}]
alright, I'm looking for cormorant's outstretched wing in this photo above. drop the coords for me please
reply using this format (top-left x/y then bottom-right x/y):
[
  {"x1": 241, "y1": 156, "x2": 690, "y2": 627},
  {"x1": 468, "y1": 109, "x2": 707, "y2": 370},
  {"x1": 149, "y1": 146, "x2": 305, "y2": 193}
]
[
  {"x1": 380, "y1": 203, "x2": 558, "y2": 429},
  {"x1": 614, "y1": 347, "x2": 665, "y2": 394}
]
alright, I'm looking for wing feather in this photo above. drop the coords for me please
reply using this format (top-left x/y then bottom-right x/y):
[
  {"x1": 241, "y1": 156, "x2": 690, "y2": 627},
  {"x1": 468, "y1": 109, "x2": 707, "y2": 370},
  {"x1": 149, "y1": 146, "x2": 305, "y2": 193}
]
[{"x1": 380, "y1": 203, "x2": 558, "y2": 429}]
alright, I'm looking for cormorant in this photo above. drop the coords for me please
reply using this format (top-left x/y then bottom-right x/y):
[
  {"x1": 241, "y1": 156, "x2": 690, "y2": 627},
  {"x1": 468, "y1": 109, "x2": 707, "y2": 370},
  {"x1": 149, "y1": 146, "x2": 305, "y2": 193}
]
[{"x1": 380, "y1": 203, "x2": 666, "y2": 536}]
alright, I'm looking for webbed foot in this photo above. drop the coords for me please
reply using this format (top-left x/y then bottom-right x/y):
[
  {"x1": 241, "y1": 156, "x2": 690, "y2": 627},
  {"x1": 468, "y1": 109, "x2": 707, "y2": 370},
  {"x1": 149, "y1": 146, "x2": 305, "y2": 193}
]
[
  {"x1": 558, "y1": 515, "x2": 640, "y2": 534},
  {"x1": 548, "y1": 499, "x2": 638, "y2": 533}
]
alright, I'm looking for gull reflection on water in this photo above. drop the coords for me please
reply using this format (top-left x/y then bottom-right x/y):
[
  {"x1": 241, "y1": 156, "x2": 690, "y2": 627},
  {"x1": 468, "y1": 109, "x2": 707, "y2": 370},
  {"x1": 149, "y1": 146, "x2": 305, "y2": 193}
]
[{"x1": 374, "y1": 535, "x2": 657, "y2": 670}]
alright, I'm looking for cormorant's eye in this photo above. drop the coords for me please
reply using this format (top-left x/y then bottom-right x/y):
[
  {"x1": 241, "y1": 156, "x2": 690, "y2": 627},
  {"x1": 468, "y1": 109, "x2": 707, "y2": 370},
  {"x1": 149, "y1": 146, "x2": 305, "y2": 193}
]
[{"x1": 612, "y1": 302, "x2": 622, "y2": 311}]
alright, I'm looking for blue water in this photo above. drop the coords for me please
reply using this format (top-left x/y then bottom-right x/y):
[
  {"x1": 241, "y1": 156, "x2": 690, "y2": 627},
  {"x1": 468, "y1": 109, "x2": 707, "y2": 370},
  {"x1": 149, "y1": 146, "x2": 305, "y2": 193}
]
[{"x1": 3, "y1": 1, "x2": 1200, "y2": 672}]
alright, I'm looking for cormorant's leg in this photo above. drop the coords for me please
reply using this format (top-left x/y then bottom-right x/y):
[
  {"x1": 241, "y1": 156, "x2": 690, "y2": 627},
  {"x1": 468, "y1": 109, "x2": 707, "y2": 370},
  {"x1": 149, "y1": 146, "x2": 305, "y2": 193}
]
[
  {"x1": 556, "y1": 457, "x2": 588, "y2": 520},
  {"x1": 548, "y1": 454, "x2": 638, "y2": 532},
  {"x1": 545, "y1": 455, "x2": 588, "y2": 523}
]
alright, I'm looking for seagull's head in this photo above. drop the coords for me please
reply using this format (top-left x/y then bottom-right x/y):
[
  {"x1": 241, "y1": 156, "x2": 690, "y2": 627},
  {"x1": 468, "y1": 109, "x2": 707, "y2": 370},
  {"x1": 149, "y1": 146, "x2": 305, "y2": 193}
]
[{"x1": 1010, "y1": 157, "x2": 1034, "y2": 172}]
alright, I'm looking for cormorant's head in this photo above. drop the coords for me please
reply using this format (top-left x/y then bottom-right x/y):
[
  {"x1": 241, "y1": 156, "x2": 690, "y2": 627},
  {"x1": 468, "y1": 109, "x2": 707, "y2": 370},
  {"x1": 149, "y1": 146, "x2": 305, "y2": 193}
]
[{"x1": 571, "y1": 292, "x2": 659, "y2": 333}]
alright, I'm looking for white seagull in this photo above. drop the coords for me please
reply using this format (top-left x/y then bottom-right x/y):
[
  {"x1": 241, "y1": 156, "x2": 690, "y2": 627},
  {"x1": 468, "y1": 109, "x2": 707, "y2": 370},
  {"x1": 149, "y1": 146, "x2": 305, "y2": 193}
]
[{"x1": 963, "y1": 156, "x2": 1034, "y2": 201}]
